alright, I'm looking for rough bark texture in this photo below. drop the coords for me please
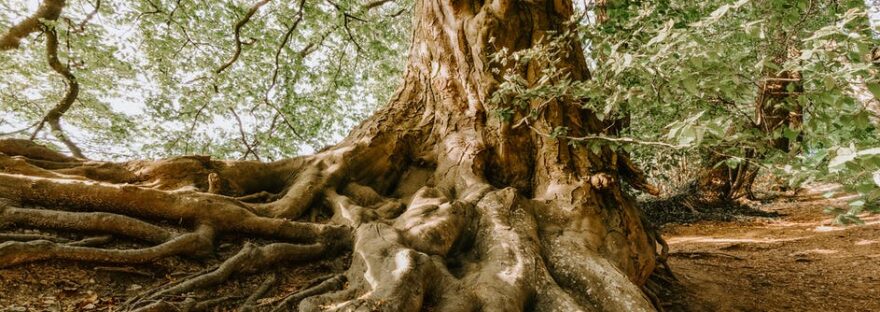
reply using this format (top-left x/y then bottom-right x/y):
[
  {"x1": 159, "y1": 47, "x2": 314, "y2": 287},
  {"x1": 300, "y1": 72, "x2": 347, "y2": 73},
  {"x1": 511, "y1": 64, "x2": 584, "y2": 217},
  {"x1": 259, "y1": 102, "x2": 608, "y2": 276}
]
[{"x1": 0, "y1": 0, "x2": 663, "y2": 310}]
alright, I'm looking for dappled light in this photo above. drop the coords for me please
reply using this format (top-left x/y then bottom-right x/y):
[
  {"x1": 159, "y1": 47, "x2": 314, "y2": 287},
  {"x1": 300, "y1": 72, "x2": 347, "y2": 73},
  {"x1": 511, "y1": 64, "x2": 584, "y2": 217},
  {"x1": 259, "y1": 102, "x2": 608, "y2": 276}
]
[{"x1": 661, "y1": 194, "x2": 880, "y2": 311}]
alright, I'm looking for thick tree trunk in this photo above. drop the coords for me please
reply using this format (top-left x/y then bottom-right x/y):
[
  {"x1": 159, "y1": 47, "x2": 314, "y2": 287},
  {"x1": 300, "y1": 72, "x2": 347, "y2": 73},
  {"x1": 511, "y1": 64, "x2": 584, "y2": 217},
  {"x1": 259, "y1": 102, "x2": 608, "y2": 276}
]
[{"x1": 0, "y1": 0, "x2": 661, "y2": 310}]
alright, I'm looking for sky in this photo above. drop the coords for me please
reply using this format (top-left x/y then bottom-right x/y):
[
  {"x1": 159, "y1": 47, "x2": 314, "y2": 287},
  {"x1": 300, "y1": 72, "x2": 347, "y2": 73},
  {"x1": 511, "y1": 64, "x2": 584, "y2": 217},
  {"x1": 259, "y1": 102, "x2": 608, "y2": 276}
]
[{"x1": 869, "y1": 0, "x2": 880, "y2": 36}]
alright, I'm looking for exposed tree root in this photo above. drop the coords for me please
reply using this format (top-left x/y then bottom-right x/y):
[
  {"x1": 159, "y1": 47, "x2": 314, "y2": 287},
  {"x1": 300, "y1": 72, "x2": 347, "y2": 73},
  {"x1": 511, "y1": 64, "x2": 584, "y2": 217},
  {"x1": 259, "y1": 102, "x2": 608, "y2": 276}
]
[
  {"x1": 0, "y1": 139, "x2": 78, "y2": 162},
  {"x1": 0, "y1": 232, "x2": 71, "y2": 243},
  {"x1": 271, "y1": 274, "x2": 346, "y2": 312},
  {"x1": 134, "y1": 242, "x2": 327, "y2": 304},
  {"x1": 0, "y1": 224, "x2": 214, "y2": 268},
  {"x1": 1, "y1": 205, "x2": 174, "y2": 243},
  {"x1": 132, "y1": 295, "x2": 241, "y2": 312},
  {"x1": 239, "y1": 272, "x2": 278, "y2": 312},
  {"x1": 0, "y1": 135, "x2": 667, "y2": 311}
]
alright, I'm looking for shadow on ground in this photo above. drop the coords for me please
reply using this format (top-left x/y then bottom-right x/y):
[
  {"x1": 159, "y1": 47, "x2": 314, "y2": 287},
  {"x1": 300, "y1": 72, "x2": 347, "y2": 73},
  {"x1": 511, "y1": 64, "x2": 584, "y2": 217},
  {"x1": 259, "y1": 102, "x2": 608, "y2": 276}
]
[
  {"x1": 641, "y1": 193, "x2": 782, "y2": 227},
  {"x1": 647, "y1": 190, "x2": 880, "y2": 312}
]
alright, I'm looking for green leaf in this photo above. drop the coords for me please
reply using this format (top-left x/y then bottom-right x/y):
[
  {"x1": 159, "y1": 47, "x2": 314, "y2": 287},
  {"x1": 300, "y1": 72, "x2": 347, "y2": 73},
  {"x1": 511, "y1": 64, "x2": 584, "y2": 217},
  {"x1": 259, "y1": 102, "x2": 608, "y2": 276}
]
[
  {"x1": 682, "y1": 78, "x2": 698, "y2": 95},
  {"x1": 866, "y1": 83, "x2": 880, "y2": 100}
]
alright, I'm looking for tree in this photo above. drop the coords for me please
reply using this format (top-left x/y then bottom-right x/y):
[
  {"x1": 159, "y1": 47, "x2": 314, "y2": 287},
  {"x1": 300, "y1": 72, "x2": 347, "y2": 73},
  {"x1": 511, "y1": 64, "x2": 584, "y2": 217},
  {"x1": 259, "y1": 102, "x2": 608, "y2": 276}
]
[
  {"x1": 689, "y1": 0, "x2": 812, "y2": 202},
  {"x1": 0, "y1": 0, "x2": 663, "y2": 311}
]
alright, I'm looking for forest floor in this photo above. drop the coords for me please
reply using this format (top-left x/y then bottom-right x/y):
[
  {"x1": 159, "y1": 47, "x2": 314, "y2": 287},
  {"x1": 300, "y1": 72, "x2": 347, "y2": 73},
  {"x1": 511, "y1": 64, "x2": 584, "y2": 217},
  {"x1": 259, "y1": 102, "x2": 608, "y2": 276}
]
[
  {"x1": 0, "y1": 233, "x2": 345, "y2": 311},
  {"x1": 1, "y1": 185, "x2": 879, "y2": 311},
  {"x1": 654, "y1": 185, "x2": 880, "y2": 312}
]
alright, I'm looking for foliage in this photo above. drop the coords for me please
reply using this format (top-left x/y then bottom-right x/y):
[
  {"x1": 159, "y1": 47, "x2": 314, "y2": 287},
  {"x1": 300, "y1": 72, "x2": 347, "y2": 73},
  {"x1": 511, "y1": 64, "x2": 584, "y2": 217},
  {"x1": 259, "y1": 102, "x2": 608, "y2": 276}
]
[
  {"x1": 489, "y1": 0, "x2": 879, "y2": 219},
  {"x1": 0, "y1": 0, "x2": 411, "y2": 160}
]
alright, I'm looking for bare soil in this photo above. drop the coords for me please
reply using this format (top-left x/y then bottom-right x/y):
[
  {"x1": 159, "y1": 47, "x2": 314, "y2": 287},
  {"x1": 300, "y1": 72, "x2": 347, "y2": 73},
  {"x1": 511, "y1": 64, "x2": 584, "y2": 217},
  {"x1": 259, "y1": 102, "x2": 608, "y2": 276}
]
[{"x1": 657, "y1": 189, "x2": 880, "y2": 312}]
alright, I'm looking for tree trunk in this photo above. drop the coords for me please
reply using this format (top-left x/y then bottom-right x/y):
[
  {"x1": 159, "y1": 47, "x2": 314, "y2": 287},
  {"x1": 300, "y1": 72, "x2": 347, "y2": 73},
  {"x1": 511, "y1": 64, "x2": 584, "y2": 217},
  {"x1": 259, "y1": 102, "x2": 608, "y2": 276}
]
[
  {"x1": 0, "y1": 0, "x2": 661, "y2": 310},
  {"x1": 694, "y1": 68, "x2": 803, "y2": 202}
]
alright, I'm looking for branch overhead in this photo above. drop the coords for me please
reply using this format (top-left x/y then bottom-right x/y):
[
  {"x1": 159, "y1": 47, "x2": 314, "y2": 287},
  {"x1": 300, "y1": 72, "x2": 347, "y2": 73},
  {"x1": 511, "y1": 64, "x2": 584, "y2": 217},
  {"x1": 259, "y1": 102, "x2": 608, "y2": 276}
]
[{"x1": 0, "y1": 0, "x2": 66, "y2": 51}]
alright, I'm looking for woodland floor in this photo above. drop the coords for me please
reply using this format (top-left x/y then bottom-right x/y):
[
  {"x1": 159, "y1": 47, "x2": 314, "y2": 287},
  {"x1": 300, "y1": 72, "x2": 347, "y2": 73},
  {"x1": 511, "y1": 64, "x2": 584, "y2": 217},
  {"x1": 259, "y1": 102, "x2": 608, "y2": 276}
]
[
  {"x1": 654, "y1": 185, "x2": 880, "y2": 312},
  {"x1": 1, "y1": 186, "x2": 879, "y2": 311},
  {"x1": 0, "y1": 233, "x2": 349, "y2": 311}
]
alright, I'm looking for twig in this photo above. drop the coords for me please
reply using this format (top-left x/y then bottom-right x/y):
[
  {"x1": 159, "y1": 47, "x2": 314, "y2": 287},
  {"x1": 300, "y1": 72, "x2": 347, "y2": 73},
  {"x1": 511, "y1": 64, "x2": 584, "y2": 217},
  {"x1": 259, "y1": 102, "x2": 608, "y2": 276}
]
[
  {"x1": 74, "y1": 0, "x2": 101, "y2": 32},
  {"x1": 94, "y1": 266, "x2": 155, "y2": 278},
  {"x1": 68, "y1": 235, "x2": 113, "y2": 247},
  {"x1": 270, "y1": 274, "x2": 346, "y2": 312},
  {"x1": 229, "y1": 108, "x2": 260, "y2": 160}
]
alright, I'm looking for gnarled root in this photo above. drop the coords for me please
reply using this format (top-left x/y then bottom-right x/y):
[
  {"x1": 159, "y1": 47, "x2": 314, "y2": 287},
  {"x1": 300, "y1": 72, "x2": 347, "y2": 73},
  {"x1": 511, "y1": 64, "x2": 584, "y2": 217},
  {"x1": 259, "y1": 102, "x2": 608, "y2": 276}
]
[
  {"x1": 297, "y1": 186, "x2": 655, "y2": 312},
  {"x1": 0, "y1": 151, "x2": 352, "y2": 309},
  {"x1": 0, "y1": 139, "x2": 665, "y2": 311},
  {"x1": 126, "y1": 242, "x2": 329, "y2": 309}
]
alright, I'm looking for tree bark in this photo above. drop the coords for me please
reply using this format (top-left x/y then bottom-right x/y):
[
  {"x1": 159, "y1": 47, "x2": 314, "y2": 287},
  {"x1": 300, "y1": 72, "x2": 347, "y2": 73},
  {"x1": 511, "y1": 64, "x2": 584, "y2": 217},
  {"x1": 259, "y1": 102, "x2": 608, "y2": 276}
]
[{"x1": 0, "y1": 0, "x2": 662, "y2": 310}]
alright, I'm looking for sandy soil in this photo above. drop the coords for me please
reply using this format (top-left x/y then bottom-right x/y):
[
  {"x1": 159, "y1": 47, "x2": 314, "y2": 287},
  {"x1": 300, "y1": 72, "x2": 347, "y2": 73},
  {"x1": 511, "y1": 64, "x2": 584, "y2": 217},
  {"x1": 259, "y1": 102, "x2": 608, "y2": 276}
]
[{"x1": 660, "y1": 193, "x2": 880, "y2": 312}]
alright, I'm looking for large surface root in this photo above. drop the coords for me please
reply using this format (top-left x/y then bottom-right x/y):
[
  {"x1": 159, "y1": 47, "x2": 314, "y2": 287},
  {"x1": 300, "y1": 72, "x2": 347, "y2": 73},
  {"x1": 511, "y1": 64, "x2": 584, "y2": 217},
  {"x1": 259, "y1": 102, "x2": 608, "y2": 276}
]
[
  {"x1": 0, "y1": 145, "x2": 356, "y2": 310},
  {"x1": 297, "y1": 186, "x2": 656, "y2": 312},
  {"x1": 1, "y1": 205, "x2": 174, "y2": 243},
  {"x1": 0, "y1": 224, "x2": 214, "y2": 268},
  {"x1": 0, "y1": 139, "x2": 664, "y2": 311}
]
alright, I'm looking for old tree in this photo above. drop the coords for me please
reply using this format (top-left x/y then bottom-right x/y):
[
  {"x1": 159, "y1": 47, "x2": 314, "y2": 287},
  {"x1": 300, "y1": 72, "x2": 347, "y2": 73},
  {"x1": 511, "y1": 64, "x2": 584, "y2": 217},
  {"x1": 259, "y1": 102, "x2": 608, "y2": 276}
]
[{"x1": 1, "y1": 0, "x2": 682, "y2": 311}]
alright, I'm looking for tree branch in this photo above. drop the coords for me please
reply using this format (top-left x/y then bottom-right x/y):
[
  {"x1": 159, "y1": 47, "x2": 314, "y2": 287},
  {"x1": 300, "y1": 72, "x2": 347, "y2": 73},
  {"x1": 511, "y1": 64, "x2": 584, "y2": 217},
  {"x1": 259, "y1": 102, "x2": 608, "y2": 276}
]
[
  {"x1": 30, "y1": 26, "x2": 86, "y2": 159},
  {"x1": 363, "y1": 0, "x2": 394, "y2": 10},
  {"x1": 6, "y1": 1, "x2": 88, "y2": 159},
  {"x1": 261, "y1": 0, "x2": 307, "y2": 140},
  {"x1": 215, "y1": 0, "x2": 271, "y2": 74},
  {"x1": 0, "y1": 0, "x2": 65, "y2": 50},
  {"x1": 528, "y1": 124, "x2": 689, "y2": 149},
  {"x1": 74, "y1": 0, "x2": 101, "y2": 32},
  {"x1": 230, "y1": 108, "x2": 260, "y2": 161}
]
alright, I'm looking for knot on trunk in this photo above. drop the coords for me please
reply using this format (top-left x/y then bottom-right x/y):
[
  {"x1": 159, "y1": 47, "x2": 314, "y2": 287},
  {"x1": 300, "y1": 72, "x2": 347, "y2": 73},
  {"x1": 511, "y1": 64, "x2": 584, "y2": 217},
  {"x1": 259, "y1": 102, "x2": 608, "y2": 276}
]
[{"x1": 588, "y1": 172, "x2": 614, "y2": 190}]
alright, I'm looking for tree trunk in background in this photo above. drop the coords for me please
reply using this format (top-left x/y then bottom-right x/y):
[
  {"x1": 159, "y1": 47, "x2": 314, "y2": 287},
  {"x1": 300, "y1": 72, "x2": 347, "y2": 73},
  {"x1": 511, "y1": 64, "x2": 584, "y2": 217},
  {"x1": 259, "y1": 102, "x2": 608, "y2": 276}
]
[
  {"x1": 0, "y1": 0, "x2": 663, "y2": 310},
  {"x1": 694, "y1": 69, "x2": 803, "y2": 202}
]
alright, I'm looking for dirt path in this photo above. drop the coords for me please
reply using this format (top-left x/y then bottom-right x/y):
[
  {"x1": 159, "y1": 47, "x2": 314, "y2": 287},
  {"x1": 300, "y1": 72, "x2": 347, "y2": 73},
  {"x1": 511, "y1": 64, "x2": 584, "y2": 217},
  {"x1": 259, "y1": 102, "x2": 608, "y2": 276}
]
[{"x1": 660, "y1": 193, "x2": 880, "y2": 312}]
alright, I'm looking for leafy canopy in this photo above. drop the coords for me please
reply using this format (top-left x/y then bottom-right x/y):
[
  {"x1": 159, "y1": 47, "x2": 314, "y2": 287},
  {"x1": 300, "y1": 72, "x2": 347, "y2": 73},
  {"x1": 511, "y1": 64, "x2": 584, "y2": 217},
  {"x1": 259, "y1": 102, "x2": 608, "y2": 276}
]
[{"x1": 0, "y1": 0, "x2": 411, "y2": 160}]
